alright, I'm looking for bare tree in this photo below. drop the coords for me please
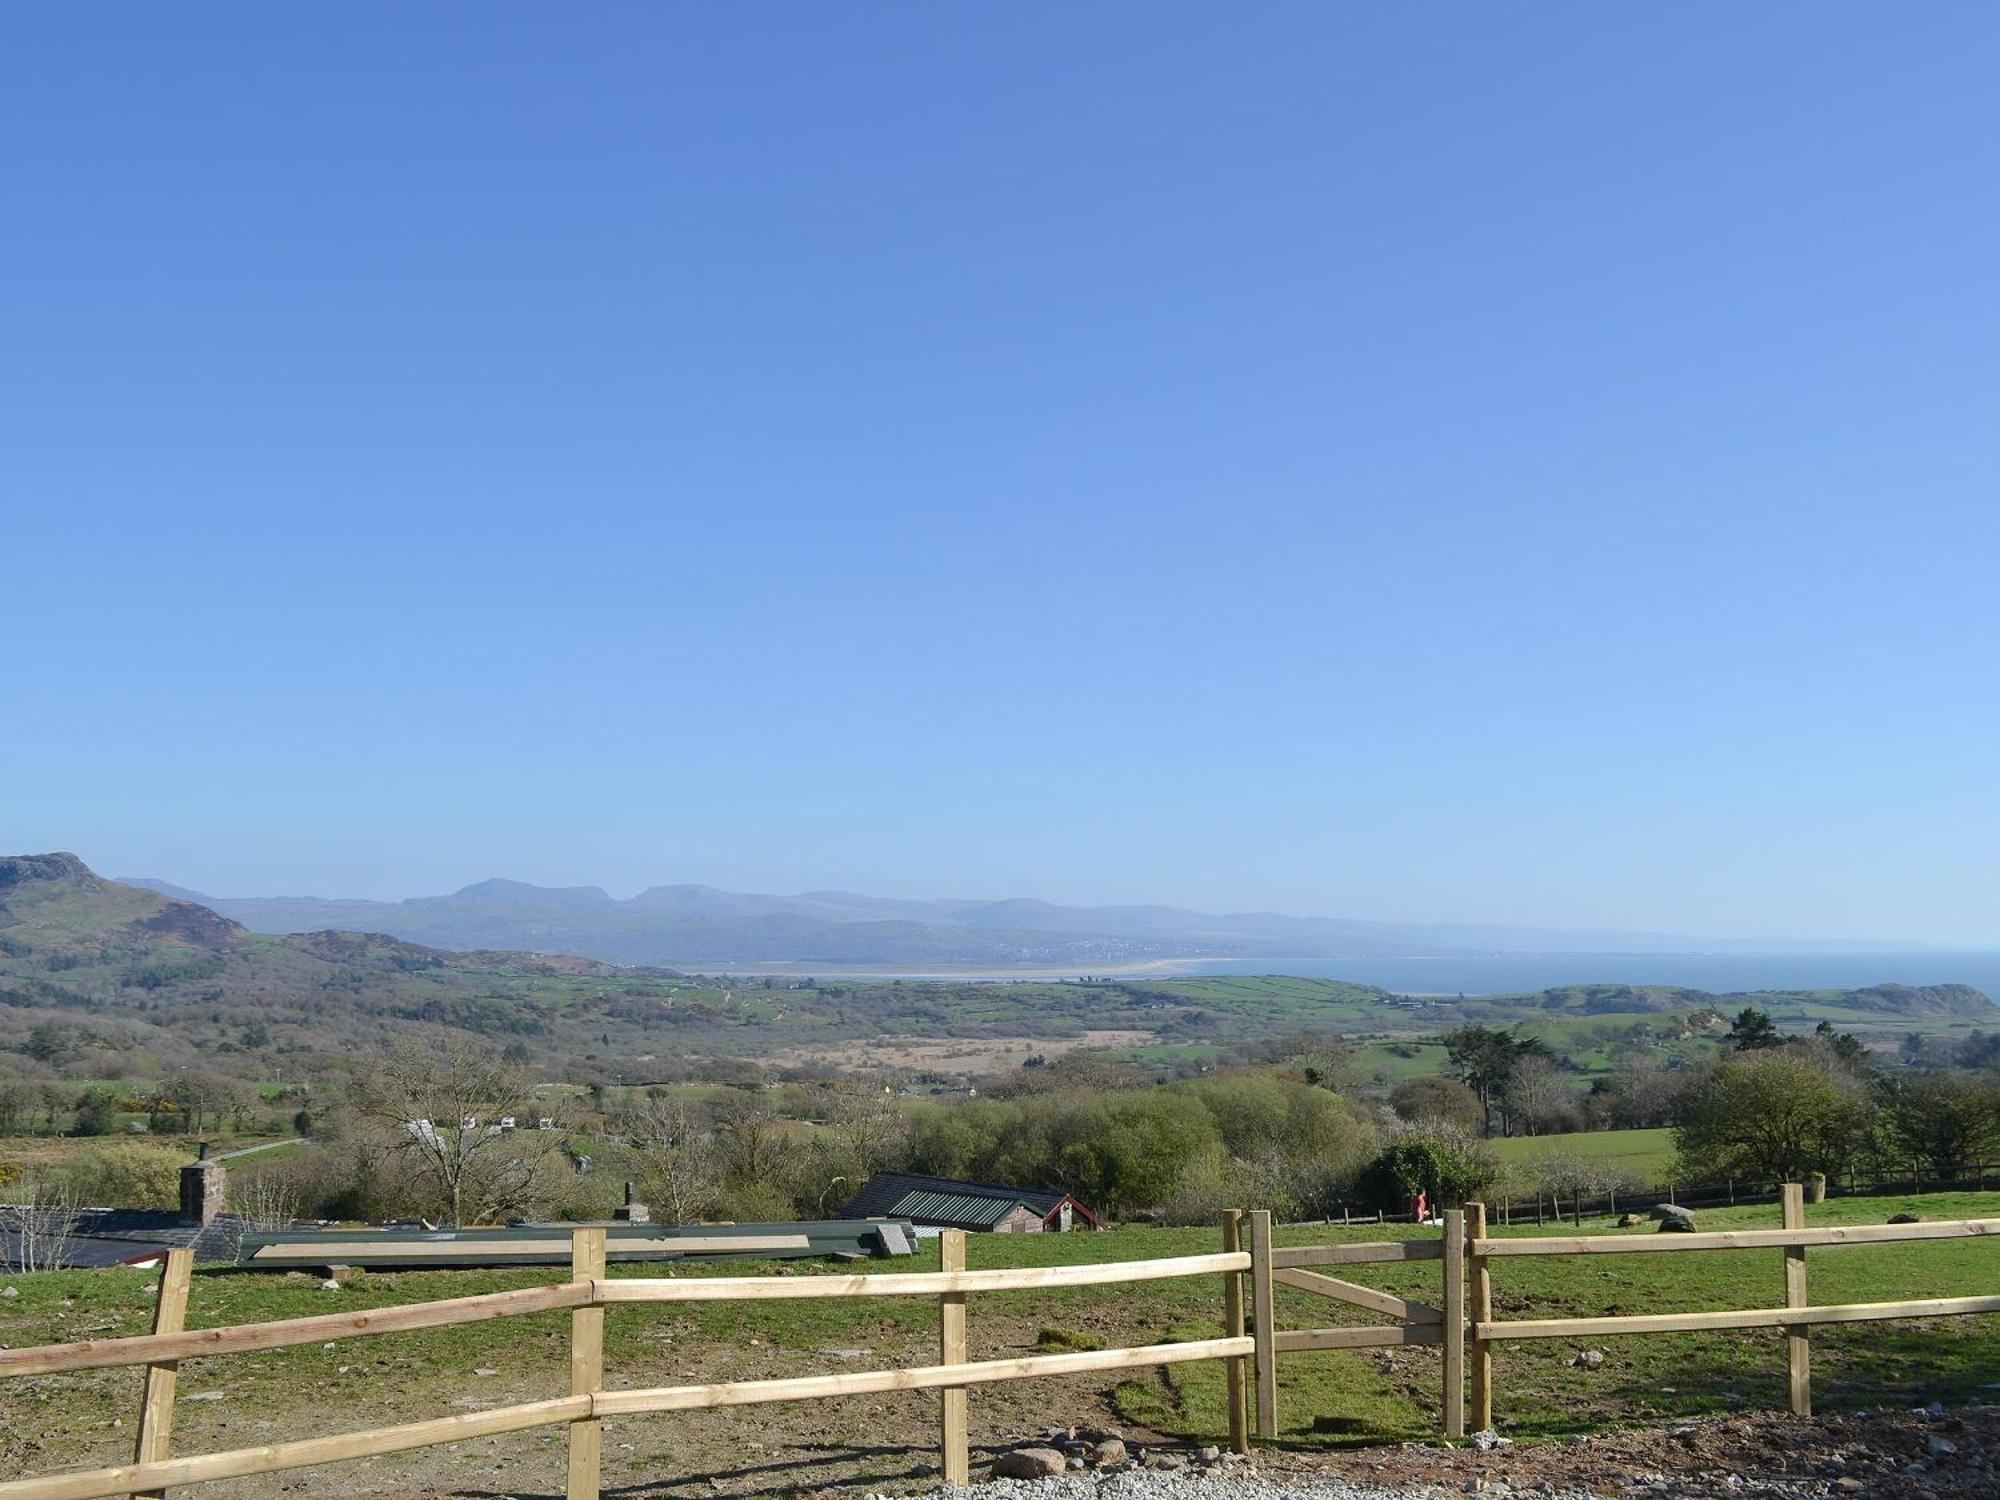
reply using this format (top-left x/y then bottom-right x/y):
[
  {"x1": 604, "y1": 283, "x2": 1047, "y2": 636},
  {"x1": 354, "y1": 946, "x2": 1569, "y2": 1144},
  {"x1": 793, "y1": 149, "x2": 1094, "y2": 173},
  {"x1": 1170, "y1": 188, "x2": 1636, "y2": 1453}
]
[
  {"x1": 619, "y1": 1092, "x2": 721, "y2": 1225},
  {"x1": 709, "y1": 1089, "x2": 785, "y2": 1184},
  {"x1": 1501, "y1": 1054, "x2": 1574, "y2": 1137},
  {"x1": 1, "y1": 1178, "x2": 83, "y2": 1271},
  {"x1": 228, "y1": 1170, "x2": 303, "y2": 1231},
  {"x1": 353, "y1": 1036, "x2": 552, "y2": 1226}
]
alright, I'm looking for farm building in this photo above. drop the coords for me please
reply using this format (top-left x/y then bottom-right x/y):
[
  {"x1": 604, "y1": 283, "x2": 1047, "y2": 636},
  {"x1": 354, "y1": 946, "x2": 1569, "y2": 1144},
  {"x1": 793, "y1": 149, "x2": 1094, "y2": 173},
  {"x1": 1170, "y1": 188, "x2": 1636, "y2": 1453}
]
[{"x1": 839, "y1": 1171, "x2": 1103, "y2": 1233}]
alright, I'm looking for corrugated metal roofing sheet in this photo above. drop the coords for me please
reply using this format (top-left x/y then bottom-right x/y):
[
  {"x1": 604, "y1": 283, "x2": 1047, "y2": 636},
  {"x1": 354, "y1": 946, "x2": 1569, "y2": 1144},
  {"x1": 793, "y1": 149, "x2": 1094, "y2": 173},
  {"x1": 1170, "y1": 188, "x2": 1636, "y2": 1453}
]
[
  {"x1": 232, "y1": 1218, "x2": 913, "y2": 1270},
  {"x1": 840, "y1": 1172, "x2": 1069, "y2": 1219},
  {"x1": 887, "y1": 1190, "x2": 1023, "y2": 1227}
]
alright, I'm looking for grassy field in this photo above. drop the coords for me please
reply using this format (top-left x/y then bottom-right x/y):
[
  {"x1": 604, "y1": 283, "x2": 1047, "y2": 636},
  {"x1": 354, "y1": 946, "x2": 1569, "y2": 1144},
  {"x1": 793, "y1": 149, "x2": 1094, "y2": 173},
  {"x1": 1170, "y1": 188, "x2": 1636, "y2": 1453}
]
[
  {"x1": 4, "y1": 1187, "x2": 1997, "y2": 1495},
  {"x1": 1488, "y1": 1126, "x2": 1679, "y2": 1179}
]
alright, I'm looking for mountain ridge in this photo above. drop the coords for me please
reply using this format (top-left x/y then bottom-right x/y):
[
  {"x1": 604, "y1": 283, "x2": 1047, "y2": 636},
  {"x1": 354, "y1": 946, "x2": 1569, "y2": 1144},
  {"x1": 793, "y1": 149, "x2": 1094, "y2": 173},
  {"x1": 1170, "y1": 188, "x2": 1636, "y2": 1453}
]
[{"x1": 117, "y1": 871, "x2": 1933, "y2": 970}]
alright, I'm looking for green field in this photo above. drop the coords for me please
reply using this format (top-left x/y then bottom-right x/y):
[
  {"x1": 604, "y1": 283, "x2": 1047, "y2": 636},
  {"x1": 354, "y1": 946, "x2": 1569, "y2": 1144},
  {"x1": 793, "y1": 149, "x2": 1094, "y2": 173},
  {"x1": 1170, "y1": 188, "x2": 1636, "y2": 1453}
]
[
  {"x1": 5, "y1": 1188, "x2": 1997, "y2": 1493},
  {"x1": 1489, "y1": 1126, "x2": 1679, "y2": 1179}
]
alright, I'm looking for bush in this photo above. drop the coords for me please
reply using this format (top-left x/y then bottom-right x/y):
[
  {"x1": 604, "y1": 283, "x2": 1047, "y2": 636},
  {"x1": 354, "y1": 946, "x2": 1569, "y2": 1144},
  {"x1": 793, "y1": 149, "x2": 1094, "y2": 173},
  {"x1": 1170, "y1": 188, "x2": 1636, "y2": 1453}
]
[
  {"x1": 710, "y1": 1179, "x2": 797, "y2": 1223},
  {"x1": 52, "y1": 1142, "x2": 186, "y2": 1208},
  {"x1": 1354, "y1": 1121, "x2": 1497, "y2": 1211},
  {"x1": 1389, "y1": 1076, "x2": 1483, "y2": 1132}
]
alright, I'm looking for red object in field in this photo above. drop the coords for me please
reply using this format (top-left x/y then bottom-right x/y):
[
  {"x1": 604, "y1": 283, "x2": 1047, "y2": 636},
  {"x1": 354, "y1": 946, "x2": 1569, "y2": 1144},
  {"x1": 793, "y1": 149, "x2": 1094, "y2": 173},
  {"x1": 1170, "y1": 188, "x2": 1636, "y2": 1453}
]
[{"x1": 1411, "y1": 1190, "x2": 1428, "y2": 1222}]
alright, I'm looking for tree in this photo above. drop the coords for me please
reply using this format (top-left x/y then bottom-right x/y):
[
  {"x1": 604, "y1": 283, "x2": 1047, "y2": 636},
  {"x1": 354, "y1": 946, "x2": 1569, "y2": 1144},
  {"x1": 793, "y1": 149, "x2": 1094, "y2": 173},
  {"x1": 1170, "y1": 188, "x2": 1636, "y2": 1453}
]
[
  {"x1": 0, "y1": 1078, "x2": 29, "y2": 1135},
  {"x1": 1443, "y1": 1027, "x2": 1554, "y2": 1134},
  {"x1": 0, "y1": 1178, "x2": 81, "y2": 1271},
  {"x1": 1048, "y1": 1092, "x2": 1221, "y2": 1214},
  {"x1": 619, "y1": 1092, "x2": 721, "y2": 1225},
  {"x1": 1727, "y1": 1008, "x2": 1785, "y2": 1052},
  {"x1": 1811, "y1": 1020, "x2": 1870, "y2": 1074},
  {"x1": 72, "y1": 1086, "x2": 119, "y2": 1136},
  {"x1": 24, "y1": 1024, "x2": 70, "y2": 1065},
  {"x1": 1388, "y1": 1076, "x2": 1483, "y2": 1133},
  {"x1": 1878, "y1": 1070, "x2": 2000, "y2": 1181},
  {"x1": 1601, "y1": 1051, "x2": 1684, "y2": 1129},
  {"x1": 353, "y1": 1036, "x2": 552, "y2": 1226},
  {"x1": 708, "y1": 1089, "x2": 787, "y2": 1185},
  {"x1": 1672, "y1": 1050, "x2": 1869, "y2": 1186},
  {"x1": 1499, "y1": 1054, "x2": 1573, "y2": 1136}
]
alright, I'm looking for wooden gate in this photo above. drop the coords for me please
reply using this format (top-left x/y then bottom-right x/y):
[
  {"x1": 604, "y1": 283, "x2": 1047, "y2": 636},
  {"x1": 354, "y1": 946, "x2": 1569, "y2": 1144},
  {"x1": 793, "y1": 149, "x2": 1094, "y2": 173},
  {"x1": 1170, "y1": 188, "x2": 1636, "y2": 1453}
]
[{"x1": 1242, "y1": 1208, "x2": 1466, "y2": 1440}]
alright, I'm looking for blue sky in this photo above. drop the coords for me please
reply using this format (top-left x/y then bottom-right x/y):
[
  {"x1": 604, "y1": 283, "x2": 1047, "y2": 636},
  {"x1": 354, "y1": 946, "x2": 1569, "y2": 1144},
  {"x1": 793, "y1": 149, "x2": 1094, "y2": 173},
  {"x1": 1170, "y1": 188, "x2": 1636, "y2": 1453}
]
[{"x1": 4, "y1": 7, "x2": 1998, "y2": 944}]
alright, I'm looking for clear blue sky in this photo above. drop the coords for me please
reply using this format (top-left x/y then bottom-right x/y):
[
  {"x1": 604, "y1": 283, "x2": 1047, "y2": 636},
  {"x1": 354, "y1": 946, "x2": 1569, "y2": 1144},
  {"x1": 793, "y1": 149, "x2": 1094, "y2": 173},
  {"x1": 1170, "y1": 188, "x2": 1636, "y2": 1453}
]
[{"x1": 5, "y1": 7, "x2": 1997, "y2": 944}]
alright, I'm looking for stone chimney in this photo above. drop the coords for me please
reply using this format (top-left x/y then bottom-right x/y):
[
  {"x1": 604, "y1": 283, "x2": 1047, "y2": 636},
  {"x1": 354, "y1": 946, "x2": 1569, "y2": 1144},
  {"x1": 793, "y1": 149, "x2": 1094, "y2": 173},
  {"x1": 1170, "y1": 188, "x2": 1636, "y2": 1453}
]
[
  {"x1": 611, "y1": 1180, "x2": 650, "y2": 1224},
  {"x1": 179, "y1": 1141, "x2": 227, "y2": 1227}
]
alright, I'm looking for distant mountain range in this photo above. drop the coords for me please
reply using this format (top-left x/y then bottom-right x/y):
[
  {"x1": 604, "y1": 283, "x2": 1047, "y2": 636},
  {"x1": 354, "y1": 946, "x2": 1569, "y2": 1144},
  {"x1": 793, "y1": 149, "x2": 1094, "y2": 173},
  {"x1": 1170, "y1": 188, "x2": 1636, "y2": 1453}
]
[
  {"x1": 6, "y1": 855, "x2": 1988, "y2": 1084},
  {"x1": 118, "y1": 871, "x2": 1928, "y2": 970}
]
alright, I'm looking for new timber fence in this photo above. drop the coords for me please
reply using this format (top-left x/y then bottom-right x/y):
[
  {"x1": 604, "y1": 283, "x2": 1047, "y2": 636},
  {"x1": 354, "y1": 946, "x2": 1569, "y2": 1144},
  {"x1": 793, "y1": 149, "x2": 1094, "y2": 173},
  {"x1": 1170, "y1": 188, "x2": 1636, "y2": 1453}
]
[
  {"x1": 0, "y1": 1224, "x2": 1260, "y2": 1500},
  {"x1": 1463, "y1": 1187, "x2": 2000, "y2": 1432},
  {"x1": 2, "y1": 1193, "x2": 1997, "y2": 1498}
]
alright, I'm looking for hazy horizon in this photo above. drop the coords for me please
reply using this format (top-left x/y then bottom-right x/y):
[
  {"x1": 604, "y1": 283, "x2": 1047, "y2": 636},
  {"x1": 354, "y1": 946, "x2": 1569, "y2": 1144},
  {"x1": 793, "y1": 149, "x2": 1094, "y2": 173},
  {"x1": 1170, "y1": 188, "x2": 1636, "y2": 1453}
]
[
  {"x1": 86, "y1": 856, "x2": 1980, "y2": 954},
  {"x1": 8, "y1": 8, "x2": 2000, "y2": 947}
]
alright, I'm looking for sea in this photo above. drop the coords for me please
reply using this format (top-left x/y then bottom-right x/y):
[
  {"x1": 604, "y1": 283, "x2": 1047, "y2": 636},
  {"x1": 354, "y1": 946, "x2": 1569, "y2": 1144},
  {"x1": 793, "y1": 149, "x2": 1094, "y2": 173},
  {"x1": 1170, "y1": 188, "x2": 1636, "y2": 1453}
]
[{"x1": 1181, "y1": 952, "x2": 2000, "y2": 1001}]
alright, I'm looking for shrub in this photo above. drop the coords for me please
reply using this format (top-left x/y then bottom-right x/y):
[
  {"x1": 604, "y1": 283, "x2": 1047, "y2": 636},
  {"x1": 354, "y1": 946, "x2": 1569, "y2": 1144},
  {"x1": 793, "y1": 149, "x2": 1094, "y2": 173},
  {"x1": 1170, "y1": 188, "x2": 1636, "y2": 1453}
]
[
  {"x1": 1388, "y1": 1076, "x2": 1483, "y2": 1132},
  {"x1": 710, "y1": 1179, "x2": 797, "y2": 1223},
  {"x1": 1353, "y1": 1121, "x2": 1497, "y2": 1211},
  {"x1": 52, "y1": 1141, "x2": 186, "y2": 1209}
]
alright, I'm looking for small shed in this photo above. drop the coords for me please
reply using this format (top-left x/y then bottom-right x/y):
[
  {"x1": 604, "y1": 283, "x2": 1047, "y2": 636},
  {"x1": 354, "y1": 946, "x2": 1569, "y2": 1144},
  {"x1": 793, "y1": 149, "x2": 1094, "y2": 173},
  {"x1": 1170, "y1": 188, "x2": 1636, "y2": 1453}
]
[{"x1": 839, "y1": 1171, "x2": 1103, "y2": 1233}]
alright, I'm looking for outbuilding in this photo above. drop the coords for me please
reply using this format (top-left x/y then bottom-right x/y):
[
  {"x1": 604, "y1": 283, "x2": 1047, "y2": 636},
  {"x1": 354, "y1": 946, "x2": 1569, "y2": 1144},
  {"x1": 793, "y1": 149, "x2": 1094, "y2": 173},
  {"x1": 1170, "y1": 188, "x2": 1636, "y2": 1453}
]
[{"x1": 839, "y1": 1171, "x2": 1103, "y2": 1233}]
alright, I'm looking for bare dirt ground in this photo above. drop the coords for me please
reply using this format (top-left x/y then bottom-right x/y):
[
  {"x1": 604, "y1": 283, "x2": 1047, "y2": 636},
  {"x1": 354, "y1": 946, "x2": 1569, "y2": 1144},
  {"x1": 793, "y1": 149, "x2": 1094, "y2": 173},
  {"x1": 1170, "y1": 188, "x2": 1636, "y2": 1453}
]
[
  {"x1": 49, "y1": 1368, "x2": 1997, "y2": 1500},
  {"x1": 408, "y1": 1404, "x2": 2000, "y2": 1498},
  {"x1": 775, "y1": 1031, "x2": 1157, "y2": 1076}
]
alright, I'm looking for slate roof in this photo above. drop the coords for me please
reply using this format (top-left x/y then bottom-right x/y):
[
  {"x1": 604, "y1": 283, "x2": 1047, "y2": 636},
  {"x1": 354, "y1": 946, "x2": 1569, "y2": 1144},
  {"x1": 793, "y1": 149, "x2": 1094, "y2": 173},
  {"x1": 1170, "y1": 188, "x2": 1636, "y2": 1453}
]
[
  {"x1": 0, "y1": 1210, "x2": 251, "y2": 1272},
  {"x1": 838, "y1": 1171, "x2": 1101, "y2": 1228}
]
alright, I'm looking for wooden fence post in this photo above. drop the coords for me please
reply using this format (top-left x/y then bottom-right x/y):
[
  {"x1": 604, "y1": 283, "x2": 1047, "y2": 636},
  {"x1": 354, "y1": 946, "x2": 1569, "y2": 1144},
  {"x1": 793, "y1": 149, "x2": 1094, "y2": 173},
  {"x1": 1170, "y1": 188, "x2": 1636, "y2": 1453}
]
[
  {"x1": 567, "y1": 1227, "x2": 606, "y2": 1500},
  {"x1": 1466, "y1": 1203, "x2": 1491, "y2": 1435},
  {"x1": 1442, "y1": 1208, "x2": 1465, "y2": 1439},
  {"x1": 939, "y1": 1229, "x2": 969, "y2": 1485},
  {"x1": 133, "y1": 1246, "x2": 194, "y2": 1500},
  {"x1": 1221, "y1": 1210, "x2": 1248, "y2": 1454},
  {"x1": 1248, "y1": 1209, "x2": 1277, "y2": 1439},
  {"x1": 1781, "y1": 1182, "x2": 1810, "y2": 1416}
]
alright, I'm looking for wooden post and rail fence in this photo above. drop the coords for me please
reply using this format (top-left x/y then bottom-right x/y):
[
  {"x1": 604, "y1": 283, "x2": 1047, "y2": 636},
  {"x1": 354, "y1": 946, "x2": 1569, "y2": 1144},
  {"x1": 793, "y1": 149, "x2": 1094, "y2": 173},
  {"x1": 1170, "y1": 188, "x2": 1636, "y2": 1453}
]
[{"x1": 1, "y1": 1191, "x2": 1995, "y2": 1498}]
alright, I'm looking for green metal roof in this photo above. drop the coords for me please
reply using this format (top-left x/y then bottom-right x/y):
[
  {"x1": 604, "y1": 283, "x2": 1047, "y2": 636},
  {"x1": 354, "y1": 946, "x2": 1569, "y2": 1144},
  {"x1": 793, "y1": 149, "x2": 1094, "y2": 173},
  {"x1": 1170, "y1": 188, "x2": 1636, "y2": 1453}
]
[{"x1": 887, "y1": 1189, "x2": 1029, "y2": 1227}]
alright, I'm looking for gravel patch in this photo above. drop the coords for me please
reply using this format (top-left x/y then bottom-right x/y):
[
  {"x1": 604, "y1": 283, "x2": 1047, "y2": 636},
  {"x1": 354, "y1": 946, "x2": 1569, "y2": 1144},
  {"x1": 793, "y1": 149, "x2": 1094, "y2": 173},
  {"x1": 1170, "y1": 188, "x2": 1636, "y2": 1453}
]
[
  {"x1": 918, "y1": 1404, "x2": 2000, "y2": 1499},
  {"x1": 942, "y1": 1474, "x2": 1599, "y2": 1500}
]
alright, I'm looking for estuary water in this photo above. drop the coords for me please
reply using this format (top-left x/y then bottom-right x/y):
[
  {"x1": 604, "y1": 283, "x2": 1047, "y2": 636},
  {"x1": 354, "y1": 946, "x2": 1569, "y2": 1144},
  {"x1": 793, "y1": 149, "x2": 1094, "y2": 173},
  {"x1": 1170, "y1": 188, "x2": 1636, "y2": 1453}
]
[{"x1": 1182, "y1": 951, "x2": 2000, "y2": 1001}]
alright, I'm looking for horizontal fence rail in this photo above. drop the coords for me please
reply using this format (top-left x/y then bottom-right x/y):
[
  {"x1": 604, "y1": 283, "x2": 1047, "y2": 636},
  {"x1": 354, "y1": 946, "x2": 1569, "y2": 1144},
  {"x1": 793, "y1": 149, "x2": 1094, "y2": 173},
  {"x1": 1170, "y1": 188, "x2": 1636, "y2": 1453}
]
[
  {"x1": 1473, "y1": 1218, "x2": 2000, "y2": 1257},
  {"x1": 1480, "y1": 1294, "x2": 2000, "y2": 1342},
  {"x1": 0, "y1": 1396, "x2": 593, "y2": 1500},
  {"x1": 591, "y1": 1250, "x2": 1248, "y2": 1301},
  {"x1": 1271, "y1": 1238, "x2": 1443, "y2": 1269},
  {"x1": 592, "y1": 1336, "x2": 1257, "y2": 1415},
  {"x1": 0, "y1": 1282, "x2": 592, "y2": 1379}
]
